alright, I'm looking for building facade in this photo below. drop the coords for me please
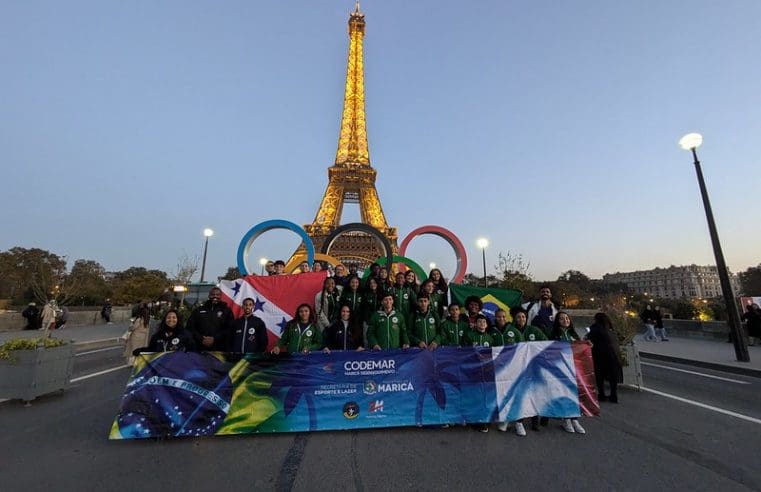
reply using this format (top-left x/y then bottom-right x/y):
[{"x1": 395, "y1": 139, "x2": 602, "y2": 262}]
[{"x1": 603, "y1": 265, "x2": 740, "y2": 300}]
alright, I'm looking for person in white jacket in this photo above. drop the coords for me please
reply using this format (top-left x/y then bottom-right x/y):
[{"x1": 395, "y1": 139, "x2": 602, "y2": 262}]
[{"x1": 522, "y1": 285, "x2": 558, "y2": 338}]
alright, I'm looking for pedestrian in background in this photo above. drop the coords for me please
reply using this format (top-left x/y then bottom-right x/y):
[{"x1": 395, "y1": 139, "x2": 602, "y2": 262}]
[
  {"x1": 742, "y1": 303, "x2": 761, "y2": 346},
  {"x1": 123, "y1": 304, "x2": 151, "y2": 366},
  {"x1": 22, "y1": 302, "x2": 39, "y2": 330},
  {"x1": 101, "y1": 298, "x2": 113, "y2": 324},
  {"x1": 640, "y1": 304, "x2": 657, "y2": 341},
  {"x1": 40, "y1": 301, "x2": 57, "y2": 335},
  {"x1": 654, "y1": 306, "x2": 669, "y2": 341}
]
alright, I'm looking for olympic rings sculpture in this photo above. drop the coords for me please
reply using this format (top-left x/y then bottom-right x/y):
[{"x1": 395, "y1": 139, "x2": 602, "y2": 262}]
[
  {"x1": 237, "y1": 220, "x2": 315, "y2": 275},
  {"x1": 237, "y1": 221, "x2": 468, "y2": 282},
  {"x1": 399, "y1": 225, "x2": 467, "y2": 284}
]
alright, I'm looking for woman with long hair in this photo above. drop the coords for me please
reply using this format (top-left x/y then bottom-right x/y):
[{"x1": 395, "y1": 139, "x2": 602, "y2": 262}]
[
  {"x1": 273, "y1": 304, "x2": 321, "y2": 354},
  {"x1": 123, "y1": 303, "x2": 151, "y2": 366},
  {"x1": 145, "y1": 309, "x2": 194, "y2": 352},
  {"x1": 428, "y1": 268, "x2": 449, "y2": 308},
  {"x1": 315, "y1": 277, "x2": 340, "y2": 331},
  {"x1": 322, "y1": 305, "x2": 364, "y2": 352},
  {"x1": 550, "y1": 312, "x2": 586, "y2": 434},
  {"x1": 587, "y1": 312, "x2": 622, "y2": 403}
]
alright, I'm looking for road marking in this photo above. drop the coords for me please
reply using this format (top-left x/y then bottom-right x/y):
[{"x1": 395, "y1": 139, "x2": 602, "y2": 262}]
[
  {"x1": 641, "y1": 386, "x2": 761, "y2": 425},
  {"x1": 70, "y1": 365, "x2": 130, "y2": 383},
  {"x1": 76, "y1": 346, "x2": 122, "y2": 357},
  {"x1": 641, "y1": 361, "x2": 751, "y2": 385}
]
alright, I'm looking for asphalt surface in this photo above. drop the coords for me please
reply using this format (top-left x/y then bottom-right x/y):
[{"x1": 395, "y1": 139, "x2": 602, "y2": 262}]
[{"x1": 1, "y1": 346, "x2": 760, "y2": 491}]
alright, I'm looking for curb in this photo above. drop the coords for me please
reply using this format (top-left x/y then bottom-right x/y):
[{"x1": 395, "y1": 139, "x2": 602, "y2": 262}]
[{"x1": 639, "y1": 351, "x2": 761, "y2": 378}]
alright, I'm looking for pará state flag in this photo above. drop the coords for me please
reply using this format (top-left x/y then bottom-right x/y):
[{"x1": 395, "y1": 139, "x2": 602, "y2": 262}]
[
  {"x1": 218, "y1": 272, "x2": 327, "y2": 351},
  {"x1": 449, "y1": 283, "x2": 523, "y2": 323}
]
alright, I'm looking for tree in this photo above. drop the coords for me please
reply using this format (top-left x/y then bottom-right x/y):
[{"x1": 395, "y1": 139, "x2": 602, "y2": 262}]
[
  {"x1": 109, "y1": 267, "x2": 170, "y2": 304},
  {"x1": 0, "y1": 247, "x2": 67, "y2": 303},
  {"x1": 174, "y1": 252, "x2": 199, "y2": 285},
  {"x1": 738, "y1": 265, "x2": 761, "y2": 295},
  {"x1": 495, "y1": 251, "x2": 534, "y2": 298},
  {"x1": 220, "y1": 266, "x2": 242, "y2": 280},
  {"x1": 68, "y1": 259, "x2": 110, "y2": 305}
]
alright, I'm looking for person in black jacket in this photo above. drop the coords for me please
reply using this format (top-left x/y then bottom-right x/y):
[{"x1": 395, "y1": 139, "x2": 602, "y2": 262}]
[
  {"x1": 185, "y1": 287, "x2": 233, "y2": 351},
  {"x1": 134, "y1": 309, "x2": 194, "y2": 354},
  {"x1": 228, "y1": 298, "x2": 268, "y2": 353},
  {"x1": 22, "y1": 302, "x2": 40, "y2": 330},
  {"x1": 323, "y1": 305, "x2": 363, "y2": 352},
  {"x1": 586, "y1": 312, "x2": 622, "y2": 403}
]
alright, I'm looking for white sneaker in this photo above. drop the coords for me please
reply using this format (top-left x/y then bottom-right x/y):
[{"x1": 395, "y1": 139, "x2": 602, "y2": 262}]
[
  {"x1": 497, "y1": 422, "x2": 508, "y2": 432},
  {"x1": 514, "y1": 422, "x2": 526, "y2": 437},
  {"x1": 561, "y1": 419, "x2": 575, "y2": 433},
  {"x1": 571, "y1": 419, "x2": 586, "y2": 434}
]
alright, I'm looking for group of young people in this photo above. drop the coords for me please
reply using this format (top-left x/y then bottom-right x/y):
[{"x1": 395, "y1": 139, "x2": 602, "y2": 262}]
[{"x1": 130, "y1": 264, "x2": 625, "y2": 436}]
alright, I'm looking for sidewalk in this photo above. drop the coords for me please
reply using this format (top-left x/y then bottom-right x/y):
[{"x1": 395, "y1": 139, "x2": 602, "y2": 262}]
[
  {"x1": 0, "y1": 322, "x2": 128, "y2": 345},
  {"x1": 635, "y1": 334, "x2": 761, "y2": 376}
]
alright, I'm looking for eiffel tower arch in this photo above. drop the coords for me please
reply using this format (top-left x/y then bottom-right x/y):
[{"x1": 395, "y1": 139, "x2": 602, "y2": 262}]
[{"x1": 289, "y1": 3, "x2": 398, "y2": 269}]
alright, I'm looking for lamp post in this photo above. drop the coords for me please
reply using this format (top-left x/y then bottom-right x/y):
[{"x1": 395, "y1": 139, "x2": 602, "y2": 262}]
[
  {"x1": 429, "y1": 262, "x2": 436, "y2": 271},
  {"x1": 477, "y1": 238, "x2": 488, "y2": 287},
  {"x1": 259, "y1": 257, "x2": 268, "y2": 276},
  {"x1": 679, "y1": 133, "x2": 749, "y2": 362},
  {"x1": 200, "y1": 228, "x2": 214, "y2": 283}
]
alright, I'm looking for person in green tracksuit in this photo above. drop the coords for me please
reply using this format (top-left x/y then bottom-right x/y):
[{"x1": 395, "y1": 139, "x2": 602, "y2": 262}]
[
  {"x1": 463, "y1": 313, "x2": 496, "y2": 433},
  {"x1": 409, "y1": 294, "x2": 440, "y2": 349},
  {"x1": 438, "y1": 302, "x2": 470, "y2": 347},
  {"x1": 419, "y1": 280, "x2": 445, "y2": 320},
  {"x1": 389, "y1": 272, "x2": 416, "y2": 328},
  {"x1": 491, "y1": 308, "x2": 524, "y2": 345},
  {"x1": 508, "y1": 305, "x2": 549, "y2": 433},
  {"x1": 462, "y1": 314, "x2": 497, "y2": 348},
  {"x1": 272, "y1": 304, "x2": 322, "y2": 354},
  {"x1": 367, "y1": 292, "x2": 410, "y2": 350},
  {"x1": 340, "y1": 275, "x2": 364, "y2": 319},
  {"x1": 508, "y1": 306, "x2": 547, "y2": 342}
]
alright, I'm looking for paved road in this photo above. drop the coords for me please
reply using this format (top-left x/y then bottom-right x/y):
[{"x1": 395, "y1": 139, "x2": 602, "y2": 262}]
[{"x1": 1, "y1": 346, "x2": 759, "y2": 491}]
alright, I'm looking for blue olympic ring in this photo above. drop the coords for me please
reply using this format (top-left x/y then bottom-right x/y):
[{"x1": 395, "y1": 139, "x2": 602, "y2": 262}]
[{"x1": 237, "y1": 220, "x2": 315, "y2": 275}]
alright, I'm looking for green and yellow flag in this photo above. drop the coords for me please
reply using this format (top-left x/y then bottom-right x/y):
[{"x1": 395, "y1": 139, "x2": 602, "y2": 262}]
[{"x1": 449, "y1": 284, "x2": 523, "y2": 322}]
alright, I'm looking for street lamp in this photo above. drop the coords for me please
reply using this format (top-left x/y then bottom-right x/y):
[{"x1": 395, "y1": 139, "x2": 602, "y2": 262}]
[
  {"x1": 200, "y1": 228, "x2": 214, "y2": 283},
  {"x1": 429, "y1": 262, "x2": 436, "y2": 271},
  {"x1": 679, "y1": 133, "x2": 749, "y2": 362},
  {"x1": 259, "y1": 257, "x2": 268, "y2": 275},
  {"x1": 477, "y1": 238, "x2": 488, "y2": 288}
]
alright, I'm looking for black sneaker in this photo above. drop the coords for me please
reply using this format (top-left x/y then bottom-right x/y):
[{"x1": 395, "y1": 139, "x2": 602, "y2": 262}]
[{"x1": 479, "y1": 424, "x2": 489, "y2": 433}]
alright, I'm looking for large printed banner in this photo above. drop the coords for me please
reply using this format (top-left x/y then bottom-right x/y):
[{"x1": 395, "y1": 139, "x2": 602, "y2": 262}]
[{"x1": 109, "y1": 342, "x2": 599, "y2": 439}]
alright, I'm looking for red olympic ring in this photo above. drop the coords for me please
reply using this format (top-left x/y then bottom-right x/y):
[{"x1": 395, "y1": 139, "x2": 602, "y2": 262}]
[{"x1": 399, "y1": 225, "x2": 468, "y2": 284}]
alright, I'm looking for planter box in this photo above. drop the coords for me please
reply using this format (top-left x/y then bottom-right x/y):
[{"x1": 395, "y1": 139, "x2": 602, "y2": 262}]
[
  {"x1": 621, "y1": 342, "x2": 643, "y2": 390},
  {"x1": 0, "y1": 343, "x2": 75, "y2": 402}
]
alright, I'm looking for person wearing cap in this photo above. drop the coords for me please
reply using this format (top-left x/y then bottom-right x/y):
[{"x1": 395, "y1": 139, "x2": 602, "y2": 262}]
[
  {"x1": 22, "y1": 302, "x2": 40, "y2": 330},
  {"x1": 273, "y1": 260, "x2": 286, "y2": 275},
  {"x1": 367, "y1": 292, "x2": 410, "y2": 350},
  {"x1": 228, "y1": 297, "x2": 268, "y2": 353}
]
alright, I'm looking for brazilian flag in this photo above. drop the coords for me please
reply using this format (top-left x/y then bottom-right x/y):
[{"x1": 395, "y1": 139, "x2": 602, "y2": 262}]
[{"x1": 449, "y1": 284, "x2": 523, "y2": 323}]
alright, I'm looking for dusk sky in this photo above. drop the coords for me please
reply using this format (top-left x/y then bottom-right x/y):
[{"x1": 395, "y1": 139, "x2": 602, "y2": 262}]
[{"x1": 3, "y1": 1, "x2": 760, "y2": 283}]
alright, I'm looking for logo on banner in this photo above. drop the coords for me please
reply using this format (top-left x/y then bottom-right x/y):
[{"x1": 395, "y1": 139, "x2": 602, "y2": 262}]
[
  {"x1": 363, "y1": 380, "x2": 378, "y2": 395},
  {"x1": 343, "y1": 401, "x2": 360, "y2": 420},
  {"x1": 369, "y1": 400, "x2": 384, "y2": 413}
]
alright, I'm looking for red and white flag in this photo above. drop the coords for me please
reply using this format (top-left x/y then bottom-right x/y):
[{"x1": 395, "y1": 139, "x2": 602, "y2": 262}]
[{"x1": 218, "y1": 272, "x2": 327, "y2": 351}]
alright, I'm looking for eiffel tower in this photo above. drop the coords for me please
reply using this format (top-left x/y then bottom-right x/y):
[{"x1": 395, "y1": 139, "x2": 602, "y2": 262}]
[{"x1": 290, "y1": 3, "x2": 398, "y2": 268}]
